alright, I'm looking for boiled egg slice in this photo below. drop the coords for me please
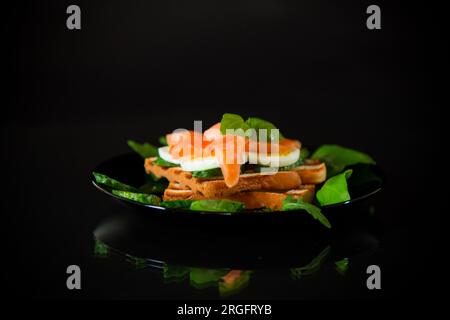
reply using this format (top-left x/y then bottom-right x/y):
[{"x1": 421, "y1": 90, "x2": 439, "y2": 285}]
[{"x1": 180, "y1": 156, "x2": 220, "y2": 172}]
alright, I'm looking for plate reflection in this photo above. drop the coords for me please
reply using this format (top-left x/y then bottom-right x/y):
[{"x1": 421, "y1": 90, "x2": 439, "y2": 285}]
[{"x1": 92, "y1": 203, "x2": 381, "y2": 297}]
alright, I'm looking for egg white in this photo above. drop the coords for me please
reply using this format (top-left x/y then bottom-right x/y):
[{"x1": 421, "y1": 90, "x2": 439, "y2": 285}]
[{"x1": 180, "y1": 156, "x2": 220, "y2": 172}]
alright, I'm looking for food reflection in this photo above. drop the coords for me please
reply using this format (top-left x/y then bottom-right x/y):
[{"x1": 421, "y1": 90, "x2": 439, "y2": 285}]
[
  {"x1": 289, "y1": 246, "x2": 330, "y2": 280},
  {"x1": 165, "y1": 266, "x2": 253, "y2": 297},
  {"x1": 94, "y1": 239, "x2": 345, "y2": 297}
]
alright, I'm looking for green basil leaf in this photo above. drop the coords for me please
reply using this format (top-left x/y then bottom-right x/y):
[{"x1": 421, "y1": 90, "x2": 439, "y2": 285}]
[
  {"x1": 111, "y1": 190, "x2": 161, "y2": 205},
  {"x1": 245, "y1": 117, "x2": 284, "y2": 140},
  {"x1": 127, "y1": 140, "x2": 158, "y2": 158},
  {"x1": 191, "y1": 167, "x2": 223, "y2": 178},
  {"x1": 152, "y1": 157, "x2": 178, "y2": 167},
  {"x1": 189, "y1": 199, "x2": 245, "y2": 213},
  {"x1": 160, "y1": 200, "x2": 194, "y2": 209},
  {"x1": 92, "y1": 172, "x2": 139, "y2": 192},
  {"x1": 316, "y1": 169, "x2": 353, "y2": 206},
  {"x1": 312, "y1": 144, "x2": 375, "y2": 177},
  {"x1": 220, "y1": 113, "x2": 249, "y2": 135},
  {"x1": 282, "y1": 196, "x2": 331, "y2": 228}
]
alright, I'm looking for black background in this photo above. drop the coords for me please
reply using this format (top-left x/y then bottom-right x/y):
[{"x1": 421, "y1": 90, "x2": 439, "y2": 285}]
[{"x1": 2, "y1": 0, "x2": 443, "y2": 300}]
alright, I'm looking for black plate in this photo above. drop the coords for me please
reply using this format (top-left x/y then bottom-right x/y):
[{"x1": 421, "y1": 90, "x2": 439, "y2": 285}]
[
  {"x1": 91, "y1": 152, "x2": 383, "y2": 217},
  {"x1": 93, "y1": 206, "x2": 382, "y2": 269}
]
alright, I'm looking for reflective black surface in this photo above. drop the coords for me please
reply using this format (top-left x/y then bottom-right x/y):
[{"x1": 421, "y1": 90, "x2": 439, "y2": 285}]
[
  {"x1": 90, "y1": 198, "x2": 387, "y2": 299},
  {"x1": 93, "y1": 203, "x2": 382, "y2": 269},
  {"x1": 3, "y1": 0, "x2": 440, "y2": 300}
]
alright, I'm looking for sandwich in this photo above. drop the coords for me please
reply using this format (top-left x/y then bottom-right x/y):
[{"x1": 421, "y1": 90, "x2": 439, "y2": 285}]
[{"x1": 144, "y1": 114, "x2": 327, "y2": 211}]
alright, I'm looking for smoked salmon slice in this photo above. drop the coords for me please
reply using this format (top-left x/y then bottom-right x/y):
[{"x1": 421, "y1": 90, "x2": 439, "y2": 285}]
[{"x1": 220, "y1": 163, "x2": 241, "y2": 188}]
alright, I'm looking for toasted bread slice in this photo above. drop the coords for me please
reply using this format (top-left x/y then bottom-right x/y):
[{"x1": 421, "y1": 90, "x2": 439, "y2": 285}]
[
  {"x1": 292, "y1": 159, "x2": 327, "y2": 184},
  {"x1": 163, "y1": 184, "x2": 315, "y2": 210},
  {"x1": 163, "y1": 188, "x2": 194, "y2": 200},
  {"x1": 227, "y1": 186, "x2": 315, "y2": 210},
  {"x1": 145, "y1": 158, "x2": 302, "y2": 198},
  {"x1": 168, "y1": 182, "x2": 190, "y2": 190}
]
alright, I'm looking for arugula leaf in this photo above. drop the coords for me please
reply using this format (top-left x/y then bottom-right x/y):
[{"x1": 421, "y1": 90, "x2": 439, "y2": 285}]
[
  {"x1": 220, "y1": 113, "x2": 250, "y2": 135},
  {"x1": 160, "y1": 200, "x2": 194, "y2": 209},
  {"x1": 335, "y1": 258, "x2": 350, "y2": 275},
  {"x1": 152, "y1": 157, "x2": 178, "y2": 167},
  {"x1": 189, "y1": 199, "x2": 245, "y2": 213},
  {"x1": 111, "y1": 190, "x2": 161, "y2": 205},
  {"x1": 127, "y1": 140, "x2": 158, "y2": 158},
  {"x1": 316, "y1": 169, "x2": 352, "y2": 206},
  {"x1": 282, "y1": 196, "x2": 331, "y2": 228},
  {"x1": 159, "y1": 136, "x2": 168, "y2": 146},
  {"x1": 192, "y1": 167, "x2": 223, "y2": 178},
  {"x1": 312, "y1": 144, "x2": 375, "y2": 177},
  {"x1": 246, "y1": 117, "x2": 284, "y2": 140},
  {"x1": 92, "y1": 172, "x2": 139, "y2": 192}
]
